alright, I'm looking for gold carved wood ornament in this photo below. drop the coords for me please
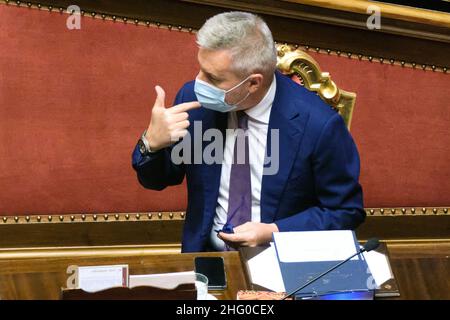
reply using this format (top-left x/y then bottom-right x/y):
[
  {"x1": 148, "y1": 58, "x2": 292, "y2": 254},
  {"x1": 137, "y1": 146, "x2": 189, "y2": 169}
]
[{"x1": 276, "y1": 44, "x2": 356, "y2": 129}]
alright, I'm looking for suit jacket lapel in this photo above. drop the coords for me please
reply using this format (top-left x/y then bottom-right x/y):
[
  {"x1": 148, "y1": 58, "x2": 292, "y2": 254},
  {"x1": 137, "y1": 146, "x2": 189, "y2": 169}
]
[{"x1": 260, "y1": 72, "x2": 309, "y2": 223}]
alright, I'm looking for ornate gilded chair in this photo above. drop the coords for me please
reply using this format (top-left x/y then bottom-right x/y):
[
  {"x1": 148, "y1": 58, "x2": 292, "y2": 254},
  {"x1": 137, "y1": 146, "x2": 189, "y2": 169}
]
[{"x1": 276, "y1": 44, "x2": 356, "y2": 130}]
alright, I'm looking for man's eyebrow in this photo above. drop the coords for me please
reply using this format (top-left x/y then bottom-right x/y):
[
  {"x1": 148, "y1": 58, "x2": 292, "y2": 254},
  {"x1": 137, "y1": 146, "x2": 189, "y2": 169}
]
[{"x1": 202, "y1": 68, "x2": 221, "y2": 80}]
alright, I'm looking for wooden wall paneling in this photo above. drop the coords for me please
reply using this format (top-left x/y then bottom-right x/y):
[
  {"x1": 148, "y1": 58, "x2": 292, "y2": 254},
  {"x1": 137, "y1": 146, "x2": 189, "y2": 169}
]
[{"x1": 0, "y1": 208, "x2": 448, "y2": 249}]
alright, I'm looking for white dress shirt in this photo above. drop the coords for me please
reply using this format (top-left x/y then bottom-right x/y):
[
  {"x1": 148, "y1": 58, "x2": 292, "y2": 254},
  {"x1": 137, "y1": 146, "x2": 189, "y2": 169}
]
[{"x1": 209, "y1": 76, "x2": 277, "y2": 250}]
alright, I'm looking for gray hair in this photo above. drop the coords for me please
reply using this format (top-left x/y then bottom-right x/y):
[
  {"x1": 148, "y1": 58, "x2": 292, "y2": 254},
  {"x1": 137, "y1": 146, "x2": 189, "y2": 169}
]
[{"x1": 196, "y1": 11, "x2": 277, "y2": 77}]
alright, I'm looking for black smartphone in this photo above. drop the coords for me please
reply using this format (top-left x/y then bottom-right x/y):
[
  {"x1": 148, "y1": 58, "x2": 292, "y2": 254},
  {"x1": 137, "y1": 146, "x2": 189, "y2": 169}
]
[{"x1": 194, "y1": 257, "x2": 227, "y2": 290}]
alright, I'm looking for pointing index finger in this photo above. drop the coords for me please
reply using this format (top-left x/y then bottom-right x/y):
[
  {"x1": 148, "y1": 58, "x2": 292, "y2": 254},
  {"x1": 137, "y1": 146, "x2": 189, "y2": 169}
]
[{"x1": 169, "y1": 101, "x2": 201, "y2": 114}]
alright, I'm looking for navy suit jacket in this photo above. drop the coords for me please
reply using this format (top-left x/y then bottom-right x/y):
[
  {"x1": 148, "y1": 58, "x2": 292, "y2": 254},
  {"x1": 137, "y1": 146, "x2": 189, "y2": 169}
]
[{"x1": 132, "y1": 71, "x2": 365, "y2": 252}]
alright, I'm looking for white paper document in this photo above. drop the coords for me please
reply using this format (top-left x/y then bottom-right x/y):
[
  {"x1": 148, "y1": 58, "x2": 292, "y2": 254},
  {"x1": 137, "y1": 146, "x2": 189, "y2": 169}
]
[
  {"x1": 247, "y1": 243, "x2": 286, "y2": 292},
  {"x1": 273, "y1": 230, "x2": 358, "y2": 262},
  {"x1": 362, "y1": 250, "x2": 393, "y2": 287},
  {"x1": 77, "y1": 265, "x2": 128, "y2": 293},
  {"x1": 129, "y1": 271, "x2": 196, "y2": 290}
]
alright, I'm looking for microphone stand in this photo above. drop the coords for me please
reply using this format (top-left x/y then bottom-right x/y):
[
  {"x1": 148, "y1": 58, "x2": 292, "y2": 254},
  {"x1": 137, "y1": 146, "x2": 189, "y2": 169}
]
[{"x1": 282, "y1": 249, "x2": 365, "y2": 300}]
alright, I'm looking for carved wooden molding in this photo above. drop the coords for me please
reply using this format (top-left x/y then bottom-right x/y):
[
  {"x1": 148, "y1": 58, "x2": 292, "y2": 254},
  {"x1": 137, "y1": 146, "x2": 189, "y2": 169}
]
[
  {"x1": 365, "y1": 207, "x2": 449, "y2": 217},
  {"x1": 182, "y1": 0, "x2": 450, "y2": 42},
  {"x1": 1, "y1": 207, "x2": 448, "y2": 225},
  {"x1": 277, "y1": 44, "x2": 356, "y2": 129},
  {"x1": 0, "y1": 212, "x2": 185, "y2": 225},
  {"x1": 0, "y1": 244, "x2": 182, "y2": 261},
  {"x1": 282, "y1": 0, "x2": 450, "y2": 28}
]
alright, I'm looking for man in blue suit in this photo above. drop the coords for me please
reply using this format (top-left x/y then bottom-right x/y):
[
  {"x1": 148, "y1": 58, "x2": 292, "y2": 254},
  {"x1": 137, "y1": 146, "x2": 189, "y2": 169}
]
[{"x1": 132, "y1": 12, "x2": 365, "y2": 252}]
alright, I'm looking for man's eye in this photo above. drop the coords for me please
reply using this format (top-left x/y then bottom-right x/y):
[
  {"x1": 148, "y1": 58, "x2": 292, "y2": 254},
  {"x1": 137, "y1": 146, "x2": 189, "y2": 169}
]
[{"x1": 207, "y1": 74, "x2": 221, "y2": 83}]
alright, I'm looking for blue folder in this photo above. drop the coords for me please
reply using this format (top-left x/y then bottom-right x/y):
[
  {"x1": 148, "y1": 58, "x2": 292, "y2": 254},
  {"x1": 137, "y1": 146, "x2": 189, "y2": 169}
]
[{"x1": 273, "y1": 231, "x2": 374, "y2": 299}]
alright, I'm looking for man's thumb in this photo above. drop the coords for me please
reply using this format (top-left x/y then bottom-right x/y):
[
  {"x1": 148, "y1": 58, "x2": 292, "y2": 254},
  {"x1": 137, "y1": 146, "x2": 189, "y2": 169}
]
[{"x1": 154, "y1": 85, "x2": 166, "y2": 108}]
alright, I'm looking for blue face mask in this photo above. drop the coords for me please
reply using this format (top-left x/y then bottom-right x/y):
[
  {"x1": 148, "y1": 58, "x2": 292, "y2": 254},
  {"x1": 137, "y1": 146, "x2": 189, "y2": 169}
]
[{"x1": 194, "y1": 75, "x2": 251, "y2": 112}]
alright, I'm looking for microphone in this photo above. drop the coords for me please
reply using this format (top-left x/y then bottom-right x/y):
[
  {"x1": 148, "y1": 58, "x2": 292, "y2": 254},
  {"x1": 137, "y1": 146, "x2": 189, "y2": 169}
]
[
  {"x1": 363, "y1": 238, "x2": 380, "y2": 252},
  {"x1": 282, "y1": 237, "x2": 380, "y2": 300}
]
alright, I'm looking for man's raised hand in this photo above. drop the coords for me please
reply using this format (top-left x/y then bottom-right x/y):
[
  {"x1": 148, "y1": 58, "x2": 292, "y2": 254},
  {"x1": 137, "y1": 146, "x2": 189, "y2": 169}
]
[{"x1": 145, "y1": 85, "x2": 201, "y2": 151}]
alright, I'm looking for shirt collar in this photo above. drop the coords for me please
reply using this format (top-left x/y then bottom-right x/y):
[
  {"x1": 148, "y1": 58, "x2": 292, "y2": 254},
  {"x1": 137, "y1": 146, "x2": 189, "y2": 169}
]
[{"x1": 244, "y1": 74, "x2": 276, "y2": 124}]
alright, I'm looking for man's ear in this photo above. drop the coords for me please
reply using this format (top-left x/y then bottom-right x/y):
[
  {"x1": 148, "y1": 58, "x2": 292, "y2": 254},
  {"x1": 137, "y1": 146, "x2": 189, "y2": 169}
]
[{"x1": 248, "y1": 74, "x2": 264, "y2": 93}]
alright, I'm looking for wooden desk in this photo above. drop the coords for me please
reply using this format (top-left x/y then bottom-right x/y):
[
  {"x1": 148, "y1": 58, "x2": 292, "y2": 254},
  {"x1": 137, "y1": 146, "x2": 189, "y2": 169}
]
[
  {"x1": 382, "y1": 242, "x2": 450, "y2": 300},
  {"x1": 0, "y1": 251, "x2": 248, "y2": 300},
  {"x1": 386, "y1": 258, "x2": 449, "y2": 299},
  {"x1": 0, "y1": 244, "x2": 448, "y2": 300}
]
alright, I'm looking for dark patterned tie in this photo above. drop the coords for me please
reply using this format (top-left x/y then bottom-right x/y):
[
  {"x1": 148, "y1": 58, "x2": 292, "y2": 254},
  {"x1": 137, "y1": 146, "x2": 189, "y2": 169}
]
[{"x1": 226, "y1": 111, "x2": 252, "y2": 230}]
